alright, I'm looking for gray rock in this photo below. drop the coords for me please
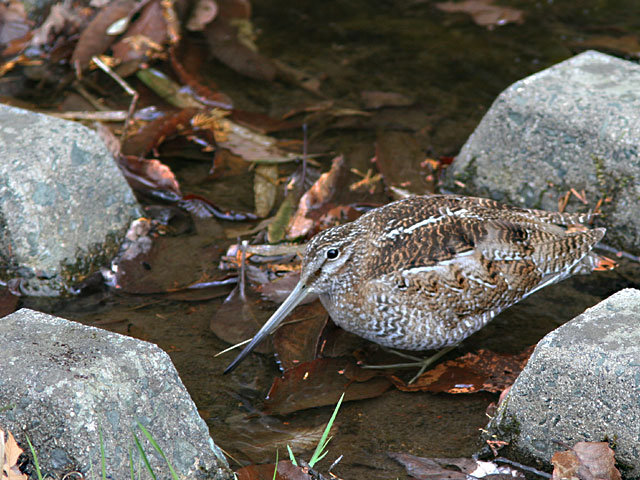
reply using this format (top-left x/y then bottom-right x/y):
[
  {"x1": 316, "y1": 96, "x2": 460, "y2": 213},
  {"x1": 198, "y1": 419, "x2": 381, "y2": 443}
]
[
  {"x1": 0, "y1": 308, "x2": 234, "y2": 480},
  {"x1": 483, "y1": 288, "x2": 640, "y2": 477},
  {"x1": 445, "y1": 51, "x2": 640, "y2": 254},
  {"x1": 0, "y1": 104, "x2": 142, "y2": 296}
]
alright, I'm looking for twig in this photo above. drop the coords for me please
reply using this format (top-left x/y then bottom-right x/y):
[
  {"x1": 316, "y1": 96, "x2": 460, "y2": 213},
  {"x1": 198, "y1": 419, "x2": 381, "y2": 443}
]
[
  {"x1": 91, "y1": 55, "x2": 139, "y2": 139},
  {"x1": 494, "y1": 457, "x2": 551, "y2": 478}
]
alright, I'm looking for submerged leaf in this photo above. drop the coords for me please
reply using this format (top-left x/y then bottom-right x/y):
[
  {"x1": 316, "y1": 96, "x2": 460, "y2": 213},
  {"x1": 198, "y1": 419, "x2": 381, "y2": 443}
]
[
  {"x1": 391, "y1": 347, "x2": 533, "y2": 394},
  {"x1": 263, "y1": 358, "x2": 391, "y2": 415}
]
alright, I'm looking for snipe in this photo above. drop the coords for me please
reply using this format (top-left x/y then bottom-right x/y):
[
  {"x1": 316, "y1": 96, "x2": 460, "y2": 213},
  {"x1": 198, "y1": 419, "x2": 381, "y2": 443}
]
[{"x1": 225, "y1": 194, "x2": 612, "y2": 374}]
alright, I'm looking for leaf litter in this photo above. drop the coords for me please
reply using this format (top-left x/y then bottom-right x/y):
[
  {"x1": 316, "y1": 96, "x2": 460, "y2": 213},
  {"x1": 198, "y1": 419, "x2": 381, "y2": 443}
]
[{"x1": 2, "y1": 1, "x2": 629, "y2": 478}]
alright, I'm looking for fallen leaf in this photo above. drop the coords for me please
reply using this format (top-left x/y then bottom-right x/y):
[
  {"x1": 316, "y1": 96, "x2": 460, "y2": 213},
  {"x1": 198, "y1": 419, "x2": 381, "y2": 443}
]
[
  {"x1": 119, "y1": 156, "x2": 182, "y2": 196},
  {"x1": 389, "y1": 452, "x2": 525, "y2": 480},
  {"x1": 286, "y1": 155, "x2": 346, "y2": 239},
  {"x1": 272, "y1": 300, "x2": 329, "y2": 371},
  {"x1": 121, "y1": 108, "x2": 197, "y2": 157},
  {"x1": 391, "y1": 347, "x2": 534, "y2": 393},
  {"x1": 209, "y1": 286, "x2": 273, "y2": 354},
  {"x1": 71, "y1": 0, "x2": 137, "y2": 70},
  {"x1": 1, "y1": 429, "x2": 29, "y2": 480},
  {"x1": 435, "y1": 0, "x2": 524, "y2": 29},
  {"x1": 169, "y1": 47, "x2": 234, "y2": 109},
  {"x1": 114, "y1": 229, "x2": 223, "y2": 294},
  {"x1": 111, "y1": 0, "x2": 167, "y2": 64},
  {"x1": 552, "y1": 442, "x2": 621, "y2": 480},
  {"x1": 254, "y1": 164, "x2": 278, "y2": 218},
  {"x1": 263, "y1": 358, "x2": 391, "y2": 415}
]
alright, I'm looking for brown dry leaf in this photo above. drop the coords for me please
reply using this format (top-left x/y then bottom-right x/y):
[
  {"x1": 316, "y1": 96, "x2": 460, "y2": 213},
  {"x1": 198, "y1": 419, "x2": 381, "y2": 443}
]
[
  {"x1": 254, "y1": 164, "x2": 278, "y2": 218},
  {"x1": 263, "y1": 358, "x2": 391, "y2": 415},
  {"x1": 391, "y1": 347, "x2": 534, "y2": 393},
  {"x1": 552, "y1": 442, "x2": 621, "y2": 480},
  {"x1": 111, "y1": 0, "x2": 167, "y2": 64},
  {"x1": 286, "y1": 155, "x2": 345, "y2": 239},
  {"x1": 2, "y1": 430, "x2": 29, "y2": 480},
  {"x1": 71, "y1": 0, "x2": 138, "y2": 70},
  {"x1": 435, "y1": 0, "x2": 524, "y2": 29},
  {"x1": 272, "y1": 300, "x2": 329, "y2": 371}
]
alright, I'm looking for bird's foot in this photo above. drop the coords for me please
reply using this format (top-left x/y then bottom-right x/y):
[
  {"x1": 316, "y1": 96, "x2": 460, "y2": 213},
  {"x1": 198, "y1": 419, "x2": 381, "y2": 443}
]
[{"x1": 361, "y1": 344, "x2": 459, "y2": 384}]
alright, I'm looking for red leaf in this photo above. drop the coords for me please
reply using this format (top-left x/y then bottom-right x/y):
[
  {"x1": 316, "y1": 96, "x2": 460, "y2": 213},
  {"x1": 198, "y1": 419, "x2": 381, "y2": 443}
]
[{"x1": 391, "y1": 347, "x2": 534, "y2": 394}]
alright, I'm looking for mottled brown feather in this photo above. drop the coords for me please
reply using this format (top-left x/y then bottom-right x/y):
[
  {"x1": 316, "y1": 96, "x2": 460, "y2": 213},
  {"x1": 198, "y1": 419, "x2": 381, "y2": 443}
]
[{"x1": 299, "y1": 194, "x2": 606, "y2": 351}]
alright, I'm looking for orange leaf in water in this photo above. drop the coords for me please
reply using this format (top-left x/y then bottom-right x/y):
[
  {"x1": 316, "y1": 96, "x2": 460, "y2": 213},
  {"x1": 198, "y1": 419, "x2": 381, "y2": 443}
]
[{"x1": 391, "y1": 346, "x2": 534, "y2": 393}]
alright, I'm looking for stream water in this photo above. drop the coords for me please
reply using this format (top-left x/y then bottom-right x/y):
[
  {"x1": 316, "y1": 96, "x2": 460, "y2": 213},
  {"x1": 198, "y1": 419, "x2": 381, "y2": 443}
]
[{"x1": 19, "y1": 0, "x2": 640, "y2": 478}]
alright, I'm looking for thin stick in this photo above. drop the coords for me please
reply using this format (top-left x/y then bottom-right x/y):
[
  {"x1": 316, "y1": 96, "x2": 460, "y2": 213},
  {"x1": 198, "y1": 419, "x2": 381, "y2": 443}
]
[{"x1": 91, "y1": 55, "x2": 139, "y2": 139}]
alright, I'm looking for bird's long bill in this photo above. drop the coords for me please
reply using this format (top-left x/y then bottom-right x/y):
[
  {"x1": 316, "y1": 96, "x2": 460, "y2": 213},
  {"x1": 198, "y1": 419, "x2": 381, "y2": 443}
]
[{"x1": 224, "y1": 281, "x2": 308, "y2": 374}]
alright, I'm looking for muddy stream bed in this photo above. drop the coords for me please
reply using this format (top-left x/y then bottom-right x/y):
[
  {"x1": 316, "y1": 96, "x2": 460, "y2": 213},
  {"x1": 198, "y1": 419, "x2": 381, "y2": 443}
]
[{"x1": 17, "y1": 0, "x2": 640, "y2": 478}]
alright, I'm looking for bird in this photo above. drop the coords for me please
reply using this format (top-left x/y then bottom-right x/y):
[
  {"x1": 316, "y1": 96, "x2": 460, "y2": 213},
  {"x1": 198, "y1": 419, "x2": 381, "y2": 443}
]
[{"x1": 224, "y1": 194, "x2": 613, "y2": 375}]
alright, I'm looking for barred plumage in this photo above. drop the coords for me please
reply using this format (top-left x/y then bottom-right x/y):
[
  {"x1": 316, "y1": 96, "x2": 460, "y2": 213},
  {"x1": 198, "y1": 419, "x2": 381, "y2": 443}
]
[{"x1": 225, "y1": 194, "x2": 610, "y2": 373}]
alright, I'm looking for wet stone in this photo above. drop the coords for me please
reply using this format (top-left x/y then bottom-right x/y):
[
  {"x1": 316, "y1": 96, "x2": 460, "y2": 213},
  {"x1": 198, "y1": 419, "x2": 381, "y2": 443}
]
[
  {"x1": 445, "y1": 50, "x2": 640, "y2": 255},
  {"x1": 483, "y1": 288, "x2": 640, "y2": 477},
  {"x1": 0, "y1": 104, "x2": 142, "y2": 296},
  {"x1": 0, "y1": 308, "x2": 234, "y2": 480}
]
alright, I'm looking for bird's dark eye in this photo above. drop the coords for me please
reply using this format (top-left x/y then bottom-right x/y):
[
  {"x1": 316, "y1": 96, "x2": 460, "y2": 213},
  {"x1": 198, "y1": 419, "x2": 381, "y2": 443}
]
[{"x1": 326, "y1": 248, "x2": 339, "y2": 260}]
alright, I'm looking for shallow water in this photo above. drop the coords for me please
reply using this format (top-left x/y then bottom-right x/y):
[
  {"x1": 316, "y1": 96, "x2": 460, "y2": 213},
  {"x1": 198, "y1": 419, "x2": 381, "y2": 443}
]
[{"x1": 20, "y1": 0, "x2": 640, "y2": 477}]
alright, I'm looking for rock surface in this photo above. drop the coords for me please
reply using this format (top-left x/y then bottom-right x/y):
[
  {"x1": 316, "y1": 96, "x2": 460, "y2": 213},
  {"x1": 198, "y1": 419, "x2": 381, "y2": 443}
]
[
  {"x1": 445, "y1": 50, "x2": 640, "y2": 254},
  {"x1": 0, "y1": 308, "x2": 234, "y2": 480},
  {"x1": 0, "y1": 104, "x2": 142, "y2": 296},
  {"x1": 483, "y1": 288, "x2": 640, "y2": 477}
]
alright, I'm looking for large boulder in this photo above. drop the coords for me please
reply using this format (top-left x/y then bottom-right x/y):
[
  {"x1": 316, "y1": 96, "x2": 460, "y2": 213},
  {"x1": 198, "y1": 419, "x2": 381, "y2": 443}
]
[
  {"x1": 0, "y1": 104, "x2": 142, "y2": 296},
  {"x1": 483, "y1": 288, "x2": 640, "y2": 477},
  {"x1": 445, "y1": 51, "x2": 640, "y2": 254},
  {"x1": 0, "y1": 308, "x2": 234, "y2": 480}
]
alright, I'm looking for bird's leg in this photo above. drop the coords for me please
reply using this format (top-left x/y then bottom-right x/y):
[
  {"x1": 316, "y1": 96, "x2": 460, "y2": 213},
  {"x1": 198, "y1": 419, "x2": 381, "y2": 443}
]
[{"x1": 361, "y1": 344, "x2": 459, "y2": 384}]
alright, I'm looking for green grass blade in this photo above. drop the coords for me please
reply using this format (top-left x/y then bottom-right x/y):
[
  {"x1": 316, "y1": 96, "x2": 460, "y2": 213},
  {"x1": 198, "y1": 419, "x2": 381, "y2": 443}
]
[
  {"x1": 99, "y1": 427, "x2": 106, "y2": 480},
  {"x1": 308, "y1": 392, "x2": 344, "y2": 468},
  {"x1": 132, "y1": 430, "x2": 156, "y2": 480},
  {"x1": 136, "y1": 422, "x2": 180, "y2": 480},
  {"x1": 286, "y1": 445, "x2": 297, "y2": 466},
  {"x1": 272, "y1": 449, "x2": 279, "y2": 480},
  {"x1": 25, "y1": 435, "x2": 43, "y2": 480}
]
